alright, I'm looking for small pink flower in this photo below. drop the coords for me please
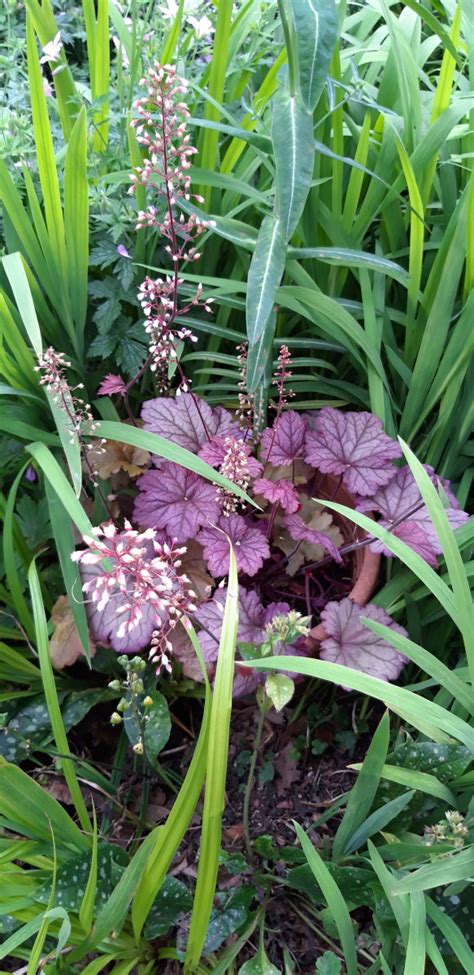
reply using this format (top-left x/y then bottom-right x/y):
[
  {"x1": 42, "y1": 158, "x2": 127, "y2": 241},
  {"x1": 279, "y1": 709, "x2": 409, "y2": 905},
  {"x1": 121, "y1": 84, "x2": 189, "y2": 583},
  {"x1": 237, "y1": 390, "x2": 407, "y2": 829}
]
[
  {"x1": 117, "y1": 244, "x2": 131, "y2": 259},
  {"x1": 43, "y1": 78, "x2": 53, "y2": 97},
  {"x1": 97, "y1": 374, "x2": 127, "y2": 397}
]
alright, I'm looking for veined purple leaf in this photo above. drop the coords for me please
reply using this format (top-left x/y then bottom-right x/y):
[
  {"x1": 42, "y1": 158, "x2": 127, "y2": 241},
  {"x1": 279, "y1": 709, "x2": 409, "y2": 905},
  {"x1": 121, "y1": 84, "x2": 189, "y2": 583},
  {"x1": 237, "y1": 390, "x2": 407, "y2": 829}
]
[
  {"x1": 253, "y1": 478, "x2": 300, "y2": 513},
  {"x1": 141, "y1": 393, "x2": 239, "y2": 454},
  {"x1": 304, "y1": 408, "x2": 401, "y2": 496},
  {"x1": 260, "y1": 411, "x2": 307, "y2": 466},
  {"x1": 199, "y1": 435, "x2": 263, "y2": 477},
  {"x1": 197, "y1": 514, "x2": 270, "y2": 577},
  {"x1": 283, "y1": 512, "x2": 342, "y2": 563},
  {"x1": 133, "y1": 461, "x2": 220, "y2": 543},
  {"x1": 357, "y1": 466, "x2": 469, "y2": 566},
  {"x1": 320, "y1": 598, "x2": 407, "y2": 682}
]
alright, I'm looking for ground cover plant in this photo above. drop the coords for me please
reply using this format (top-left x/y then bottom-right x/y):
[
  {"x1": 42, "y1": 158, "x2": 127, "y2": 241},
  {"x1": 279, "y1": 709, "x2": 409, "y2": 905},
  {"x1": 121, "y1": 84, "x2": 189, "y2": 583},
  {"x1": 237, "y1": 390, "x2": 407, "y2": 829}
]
[{"x1": 0, "y1": 1, "x2": 473, "y2": 973}]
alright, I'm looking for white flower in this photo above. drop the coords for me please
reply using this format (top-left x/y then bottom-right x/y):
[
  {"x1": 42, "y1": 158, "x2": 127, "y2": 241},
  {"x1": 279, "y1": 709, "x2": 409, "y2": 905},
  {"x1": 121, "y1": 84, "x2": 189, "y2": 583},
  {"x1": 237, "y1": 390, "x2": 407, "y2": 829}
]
[
  {"x1": 40, "y1": 32, "x2": 63, "y2": 64},
  {"x1": 43, "y1": 78, "x2": 53, "y2": 97},
  {"x1": 187, "y1": 14, "x2": 214, "y2": 38}
]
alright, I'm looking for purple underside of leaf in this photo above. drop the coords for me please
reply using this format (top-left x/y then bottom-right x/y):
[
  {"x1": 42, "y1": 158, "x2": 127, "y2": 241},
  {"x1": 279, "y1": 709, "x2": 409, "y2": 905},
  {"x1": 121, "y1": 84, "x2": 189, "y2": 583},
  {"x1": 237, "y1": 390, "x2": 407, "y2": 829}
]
[
  {"x1": 253, "y1": 477, "x2": 300, "y2": 513},
  {"x1": 197, "y1": 514, "x2": 271, "y2": 576},
  {"x1": 357, "y1": 465, "x2": 469, "y2": 565},
  {"x1": 319, "y1": 598, "x2": 407, "y2": 683},
  {"x1": 260, "y1": 411, "x2": 307, "y2": 466},
  {"x1": 80, "y1": 561, "x2": 160, "y2": 653},
  {"x1": 283, "y1": 513, "x2": 343, "y2": 563},
  {"x1": 133, "y1": 461, "x2": 220, "y2": 543},
  {"x1": 141, "y1": 392, "x2": 239, "y2": 453},
  {"x1": 198, "y1": 436, "x2": 263, "y2": 478},
  {"x1": 304, "y1": 407, "x2": 401, "y2": 496}
]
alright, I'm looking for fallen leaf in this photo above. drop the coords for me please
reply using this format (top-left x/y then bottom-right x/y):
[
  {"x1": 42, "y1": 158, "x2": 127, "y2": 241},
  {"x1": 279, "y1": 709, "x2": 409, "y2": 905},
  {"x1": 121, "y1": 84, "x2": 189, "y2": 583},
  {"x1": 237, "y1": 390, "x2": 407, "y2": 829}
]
[
  {"x1": 86, "y1": 438, "x2": 150, "y2": 480},
  {"x1": 49, "y1": 596, "x2": 95, "y2": 668},
  {"x1": 275, "y1": 742, "x2": 301, "y2": 796}
]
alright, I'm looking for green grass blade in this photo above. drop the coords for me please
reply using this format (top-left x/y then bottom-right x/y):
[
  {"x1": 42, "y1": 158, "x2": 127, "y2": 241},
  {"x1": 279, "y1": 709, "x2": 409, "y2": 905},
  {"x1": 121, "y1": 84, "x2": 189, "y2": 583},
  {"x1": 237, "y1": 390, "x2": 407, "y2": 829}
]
[
  {"x1": 198, "y1": 0, "x2": 233, "y2": 205},
  {"x1": 425, "y1": 896, "x2": 474, "y2": 975},
  {"x1": 349, "y1": 763, "x2": 456, "y2": 806},
  {"x1": 0, "y1": 759, "x2": 88, "y2": 854},
  {"x1": 344, "y1": 791, "x2": 415, "y2": 854},
  {"x1": 294, "y1": 822, "x2": 357, "y2": 975},
  {"x1": 241, "y1": 656, "x2": 474, "y2": 752},
  {"x1": 359, "y1": 618, "x2": 473, "y2": 714},
  {"x1": 28, "y1": 558, "x2": 91, "y2": 832},
  {"x1": 399, "y1": 439, "x2": 474, "y2": 682},
  {"x1": 394, "y1": 847, "x2": 474, "y2": 894},
  {"x1": 64, "y1": 105, "x2": 89, "y2": 348},
  {"x1": 132, "y1": 622, "x2": 211, "y2": 940},
  {"x1": 185, "y1": 546, "x2": 239, "y2": 971},
  {"x1": 79, "y1": 804, "x2": 98, "y2": 933},
  {"x1": 333, "y1": 712, "x2": 389, "y2": 860},
  {"x1": 26, "y1": 442, "x2": 93, "y2": 536},
  {"x1": 94, "y1": 420, "x2": 258, "y2": 507},
  {"x1": 320, "y1": 500, "x2": 458, "y2": 622},
  {"x1": 403, "y1": 893, "x2": 426, "y2": 975}
]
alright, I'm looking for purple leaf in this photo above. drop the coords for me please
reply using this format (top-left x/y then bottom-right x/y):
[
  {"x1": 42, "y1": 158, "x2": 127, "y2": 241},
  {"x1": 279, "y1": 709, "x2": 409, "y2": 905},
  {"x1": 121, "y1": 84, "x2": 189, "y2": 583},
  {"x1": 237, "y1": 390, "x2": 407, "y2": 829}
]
[
  {"x1": 133, "y1": 461, "x2": 220, "y2": 543},
  {"x1": 304, "y1": 408, "x2": 401, "y2": 496},
  {"x1": 320, "y1": 598, "x2": 407, "y2": 682},
  {"x1": 260, "y1": 411, "x2": 307, "y2": 466},
  {"x1": 283, "y1": 513, "x2": 343, "y2": 563},
  {"x1": 253, "y1": 478, "x2": 300, "y2": 513},
  {"x1": 197, "y1": 514, "x2": 270, "y2": 577},
  {"x1": 357, "y1": 465, "x2": 469, "y2": 565},
  {"x1": 198, "y1": 435, "x2": 263, "y2": 477},
  {"x1": 141, "y1": 393, "x2": 239, "y2": 454}
]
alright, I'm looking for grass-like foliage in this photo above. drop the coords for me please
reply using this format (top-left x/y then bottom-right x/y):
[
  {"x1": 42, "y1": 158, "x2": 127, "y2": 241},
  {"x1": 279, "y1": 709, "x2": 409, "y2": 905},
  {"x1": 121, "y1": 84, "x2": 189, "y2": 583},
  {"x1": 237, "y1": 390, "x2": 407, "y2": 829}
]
[{"x1": 0, "y1": 1, "x2": 472, "y2": 972}]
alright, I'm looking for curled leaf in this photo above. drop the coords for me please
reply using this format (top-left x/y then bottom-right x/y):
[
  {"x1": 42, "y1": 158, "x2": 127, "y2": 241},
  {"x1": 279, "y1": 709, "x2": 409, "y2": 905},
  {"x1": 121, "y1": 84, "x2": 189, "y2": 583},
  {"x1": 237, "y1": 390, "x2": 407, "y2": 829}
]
[
  {"x1": 253, "y1": 477, "x2": 300, "y2": 513},
  {"x1": 49, "y1": 596, "x2": 95, "y2": 668}
]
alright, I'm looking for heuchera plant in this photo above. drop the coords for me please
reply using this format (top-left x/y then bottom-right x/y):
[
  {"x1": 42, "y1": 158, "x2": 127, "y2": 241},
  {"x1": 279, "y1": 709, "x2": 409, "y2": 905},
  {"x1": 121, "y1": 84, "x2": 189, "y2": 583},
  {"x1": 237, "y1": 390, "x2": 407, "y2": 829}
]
[{"x1": 64, "y1": 63, "x2": 468, "y2": 694}]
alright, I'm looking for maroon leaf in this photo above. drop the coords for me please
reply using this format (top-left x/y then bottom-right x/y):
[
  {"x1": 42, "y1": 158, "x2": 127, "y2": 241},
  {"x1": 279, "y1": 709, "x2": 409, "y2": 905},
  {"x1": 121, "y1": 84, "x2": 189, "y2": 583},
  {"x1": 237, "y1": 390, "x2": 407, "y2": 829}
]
[
  {"x1": 198, "y1": 435, "x2": 263, "y2": 477},
  {"x1": 97, "y1": 373, "x2": 127, "y2": 397},
  {"x1": 253, "y1": 478, "x2": 300, "y2": 513},
  {"x1": 133, "y1": 461, "x2": 220, "y2": 543},
  {"x1": 197, "y1": 515, "x2": 270, "y2": 577},
  {"x1": 283, "y1": 512, "x2": 342, "y2": 563},
  {"x1": 357, "y1": 465, "x2": 469, "y2": 565},
  {"x1": 260, "y1": 411, "x2": 307, "y2": 466},
  {"x1": 304, "y1": 408, "x2": 401, "y2": 496},
  {"x1": 319, "y1": 598, "x2": 407, "y2": 682},
  {"x1": 141, "y1": 393, "x2": 239, "y2": 454}
]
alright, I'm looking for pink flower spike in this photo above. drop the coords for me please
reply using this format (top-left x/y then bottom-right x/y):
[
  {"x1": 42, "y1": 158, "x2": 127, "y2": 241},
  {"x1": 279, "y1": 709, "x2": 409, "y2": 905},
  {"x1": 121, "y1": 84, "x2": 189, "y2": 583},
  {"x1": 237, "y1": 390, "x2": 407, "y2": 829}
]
[
  {"x1": 253, "y1": 478, "x2": 299, "y2": 513},
  {"x1": 305, "y1": 408, "x2": 401, "y2": 496},
  {"x1": 320, "y1": 598, "x2": 408, "y2": 683},
  {"x1": 283, "y1": 512, "x2": 343, "y2": 563},
  {"x1": 97, "y1": 374, "x2": 128, "y2": 397},
  {"x1": 197, "y1": 514, "x2": 270, "y2": 577}
]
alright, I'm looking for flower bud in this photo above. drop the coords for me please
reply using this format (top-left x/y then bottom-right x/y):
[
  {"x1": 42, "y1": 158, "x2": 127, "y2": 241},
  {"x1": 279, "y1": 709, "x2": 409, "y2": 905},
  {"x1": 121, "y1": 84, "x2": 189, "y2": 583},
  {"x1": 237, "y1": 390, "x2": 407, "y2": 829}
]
[
  {"x1": 133, "y1": 740, "x2": 144, "y2": 755},
  {"x1": 143, "y1": 695, "x2": 153, "y2": 707},
  {"x1": 110, "y1": 712, "x2": 122, "y2": 725}
]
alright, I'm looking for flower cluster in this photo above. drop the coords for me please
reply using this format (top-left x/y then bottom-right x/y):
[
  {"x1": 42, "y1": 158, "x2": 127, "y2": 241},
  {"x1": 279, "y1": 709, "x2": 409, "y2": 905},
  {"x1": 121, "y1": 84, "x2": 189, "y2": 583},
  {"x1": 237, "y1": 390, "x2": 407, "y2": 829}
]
[
  {"x1": 72, "y1": 521, "x2": 196, "y2": 657},
  {"x1": 217, "y1": 436, "x2": 252, "y2": 515},
  {"x1": 128, "y1": 63, "x2": 213, "y2": 388},
  {"x1": 35, "y1": 347, "x2": 97, "y2": 443},
  {"x1": 424, "y1": 810, "x2": 470, "y2": 849}
]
